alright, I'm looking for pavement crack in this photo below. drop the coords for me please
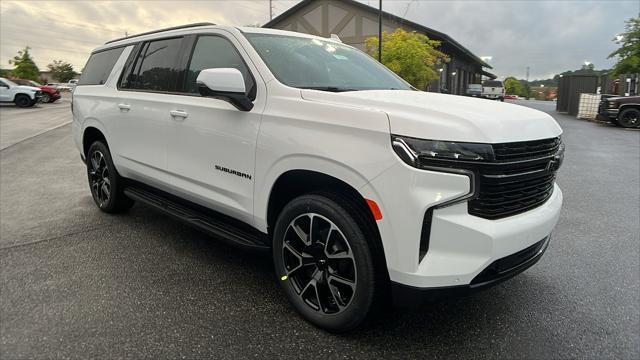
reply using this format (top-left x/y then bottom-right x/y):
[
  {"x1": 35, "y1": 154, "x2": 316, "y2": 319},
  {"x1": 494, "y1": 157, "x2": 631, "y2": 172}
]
[{"x1": 0, "y1": 226, "x2": 106, "y2": 251}]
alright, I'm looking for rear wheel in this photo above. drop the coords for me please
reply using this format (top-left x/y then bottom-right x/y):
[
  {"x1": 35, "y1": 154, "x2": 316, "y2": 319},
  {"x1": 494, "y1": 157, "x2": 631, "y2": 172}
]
[
  {"x1": 272, "y1": 193, "x2": 380, "y2": 332},
  {"x1": 40, "y1": 93, "x2": 51, "y2": 103},
  {"x1": 86, "y1": 141, "x2": 134, "y2": 213},
  {"x1": 617, "y1": 108, "x2": 640, "y2": 128},
  {"x1": 14, "y1": 94, "x2": 32, "y2": 107}
]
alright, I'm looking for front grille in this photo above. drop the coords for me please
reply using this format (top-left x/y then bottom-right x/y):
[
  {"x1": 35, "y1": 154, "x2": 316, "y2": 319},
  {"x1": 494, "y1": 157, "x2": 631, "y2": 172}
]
[
  {"x1": 469, "y1": 137, "x2": 562, "y2": 219},
  {"x1": 492, "y1": 137, "x2": 560, "y2": 161}
]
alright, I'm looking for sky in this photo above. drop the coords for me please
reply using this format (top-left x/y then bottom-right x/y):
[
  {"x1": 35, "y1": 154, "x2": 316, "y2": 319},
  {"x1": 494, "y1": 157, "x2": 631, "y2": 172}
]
[{"x1": 0, "y1": 0, "x2": 637, "y2": 80}]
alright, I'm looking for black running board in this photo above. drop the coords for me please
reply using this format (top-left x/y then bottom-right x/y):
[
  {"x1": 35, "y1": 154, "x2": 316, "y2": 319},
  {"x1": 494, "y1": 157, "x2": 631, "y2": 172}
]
[{"x1": 124, "y1": 185, "x2": 270, "y2": 252}]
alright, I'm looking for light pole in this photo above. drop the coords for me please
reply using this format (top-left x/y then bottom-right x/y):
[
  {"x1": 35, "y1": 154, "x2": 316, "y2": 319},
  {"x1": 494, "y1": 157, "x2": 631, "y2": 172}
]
[
  {"x1": 378, "y1": 0, "x2": 382, "y2": 62},
  {"x1": 451, "y1": 71, "x2": 457, "y2": 94}
]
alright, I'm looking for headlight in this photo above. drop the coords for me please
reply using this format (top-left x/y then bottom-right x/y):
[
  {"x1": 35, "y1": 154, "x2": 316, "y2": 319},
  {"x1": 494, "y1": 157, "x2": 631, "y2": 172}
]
[
  {"x1": 606, "y1": 101, "x2": 618, "y2": 109},
  {"x1": 392, "y1": 135, "x2": 494, "y2": 168}
]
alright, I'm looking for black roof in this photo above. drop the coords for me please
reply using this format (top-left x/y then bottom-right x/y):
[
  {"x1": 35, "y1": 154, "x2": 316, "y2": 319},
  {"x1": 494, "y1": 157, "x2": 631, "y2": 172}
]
[{"x1": 263, "y1": 0, "x2": 491, "y2": 69}]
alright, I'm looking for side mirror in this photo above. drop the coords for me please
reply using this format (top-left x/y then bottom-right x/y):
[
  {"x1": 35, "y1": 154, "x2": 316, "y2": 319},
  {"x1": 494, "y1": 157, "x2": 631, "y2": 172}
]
[{"x1": 196, "y1": 68, "x2": 253, "y2": 111}]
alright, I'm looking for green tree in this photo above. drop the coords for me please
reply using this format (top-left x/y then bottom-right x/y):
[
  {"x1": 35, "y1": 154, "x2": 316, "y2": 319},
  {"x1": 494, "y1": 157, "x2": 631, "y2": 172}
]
[
  {"x1": 8, "y1": 47, "x2": 40, "y2": 80},
  {"x1": 47, "y1": 60, "x2": 76, "y2": 82},
  {"x1": 504, "y1": 76, "x2": 523, "y2": 95},
  {"x1": 581, "y1": 63, "x2": 595, "y2": 71},
  {"x1": 365, "y1": 28, "x2": 448, "y2": 89},
  {"x1": 609, "y1": 17, "x2": 640, "y2": 76}
]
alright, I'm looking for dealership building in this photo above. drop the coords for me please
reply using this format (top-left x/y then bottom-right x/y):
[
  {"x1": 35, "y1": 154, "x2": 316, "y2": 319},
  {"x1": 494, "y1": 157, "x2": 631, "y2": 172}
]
[{"x1": 264, "y1": 0, "x2": 496, "y2": 95}]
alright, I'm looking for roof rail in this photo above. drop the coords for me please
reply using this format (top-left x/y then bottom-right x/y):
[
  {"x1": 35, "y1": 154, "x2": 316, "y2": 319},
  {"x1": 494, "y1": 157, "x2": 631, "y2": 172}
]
[{"x1": 105, "y1": 22, "x2": 216, "y2": 44}]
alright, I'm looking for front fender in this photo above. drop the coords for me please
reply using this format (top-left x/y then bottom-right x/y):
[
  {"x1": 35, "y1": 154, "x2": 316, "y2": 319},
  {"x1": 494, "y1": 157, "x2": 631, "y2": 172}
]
[{"x1": 253, "y1": 155, "x2": 390, "y2": 232}]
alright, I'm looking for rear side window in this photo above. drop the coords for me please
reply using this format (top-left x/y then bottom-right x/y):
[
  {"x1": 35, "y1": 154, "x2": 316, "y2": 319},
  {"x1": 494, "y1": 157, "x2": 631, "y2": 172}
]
[
  {"x1": 129, "y1": 37, "x2": 183, "y2": 92},
  {"x1": 185, "y1": 36, "x2": 255, "y2": 97},
  {"x1": 78, "y1": 47, "x2": 125, "y2": 85}
]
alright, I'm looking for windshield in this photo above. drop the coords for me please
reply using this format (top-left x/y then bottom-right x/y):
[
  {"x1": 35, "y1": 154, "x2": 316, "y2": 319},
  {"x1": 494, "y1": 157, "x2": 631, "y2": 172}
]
[
  {"x1": 28, "y1": 80, "x2": 41, "y2": 86},
  {"x1": 245, "y1": 33, "x2": 411, "y2": 92}
]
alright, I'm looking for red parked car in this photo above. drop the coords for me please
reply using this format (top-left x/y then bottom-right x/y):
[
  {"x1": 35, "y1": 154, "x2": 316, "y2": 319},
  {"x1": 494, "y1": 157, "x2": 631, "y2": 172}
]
[
  {"x1": 504, "y1": 94, "x2": 518, "y2": 100},
  {"x1": 10, "y1": 79, "x2": 61, "y2": 103}
]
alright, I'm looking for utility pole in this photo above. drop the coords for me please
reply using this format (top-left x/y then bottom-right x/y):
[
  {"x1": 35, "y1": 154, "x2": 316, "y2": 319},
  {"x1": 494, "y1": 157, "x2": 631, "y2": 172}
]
[
  {"x1": 525, "y1": 66, "x2": 530, "y2": 99},
  {"x1": 269, "y1": 0, "x2": 274, "y2": 21},
  {"x1": 378, "y1": 0, "x2": 382, "y2": 62}
]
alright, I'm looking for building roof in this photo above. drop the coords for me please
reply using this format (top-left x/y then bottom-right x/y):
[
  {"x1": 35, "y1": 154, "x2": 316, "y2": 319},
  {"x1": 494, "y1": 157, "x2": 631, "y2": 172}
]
[
  {"x1": 264, "y1": 0, "x2": 492, "y2": 69},
  {"x1": 480, "y1": 69, "x2": 497, "y2": 79}
]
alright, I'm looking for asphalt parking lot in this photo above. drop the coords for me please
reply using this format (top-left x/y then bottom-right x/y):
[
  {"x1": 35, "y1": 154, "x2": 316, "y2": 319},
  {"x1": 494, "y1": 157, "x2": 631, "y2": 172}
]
[{"x1": 1, "y1": 99, "x2": 638, "y2": 359}]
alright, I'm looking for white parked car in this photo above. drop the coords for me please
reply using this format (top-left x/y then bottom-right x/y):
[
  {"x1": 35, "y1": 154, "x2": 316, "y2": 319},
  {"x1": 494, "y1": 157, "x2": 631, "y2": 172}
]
[
  {"x1": 0, "y1": 77, "x2": 42, "y2": 107},
  {"x1": 73, "y1": 24, "x2": 564, "y2": 332}
]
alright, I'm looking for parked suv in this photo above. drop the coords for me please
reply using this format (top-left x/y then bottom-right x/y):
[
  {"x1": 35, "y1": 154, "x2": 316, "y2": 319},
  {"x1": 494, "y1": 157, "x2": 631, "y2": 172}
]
[
  {"x1": 598, "y1": 95, "x2": 640, "y2": 128},
  {"x1": 482, "y1": 80, "x2": 505, "y2": 101},
  {"x1": 11, "y1": 79, "x2": 61, "y2": 103},
  {"x1": 0, "y1": 77, "x2": 42, "y2": 107},
  {"x1": 73, "y1": 24, "x2": 564, "y2": 332}
]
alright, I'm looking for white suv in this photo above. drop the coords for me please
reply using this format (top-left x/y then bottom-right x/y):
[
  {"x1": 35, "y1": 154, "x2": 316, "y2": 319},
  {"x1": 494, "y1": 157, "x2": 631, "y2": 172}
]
[
  {"x1": 0, "y1": 77, "x2": 42, "y2": 107},
  {"x1": 73, "y1": 23, "x2": 564, "y2": 332}
]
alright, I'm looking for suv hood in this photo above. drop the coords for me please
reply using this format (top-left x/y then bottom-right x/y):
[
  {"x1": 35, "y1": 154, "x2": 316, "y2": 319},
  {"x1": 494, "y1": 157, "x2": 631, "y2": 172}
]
[
  {"x1": 301, "y1": 90, "x2": 562, "y2": 143},
  {"x1": 15, "y1": 85, "x2": 41, "y2": 92},
  {"x1": 606, "y1": 95, "x2": 640, "y2": 102},
  {"x1": 40, "y1": 85, "x2": 57, "y2": 93}
]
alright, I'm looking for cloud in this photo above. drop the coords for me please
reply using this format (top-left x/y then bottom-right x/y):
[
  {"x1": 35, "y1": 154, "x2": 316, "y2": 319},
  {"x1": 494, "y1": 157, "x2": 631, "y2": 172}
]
[
  {"x1": 1, "y1": 0, "x2": 636, "y2": 80},
  {"x1": 377, "y1": 0, "x2": 637, "y2": 79},
  {"x1": 0, "y1": 0, "x2": 293, "y2": 71}
]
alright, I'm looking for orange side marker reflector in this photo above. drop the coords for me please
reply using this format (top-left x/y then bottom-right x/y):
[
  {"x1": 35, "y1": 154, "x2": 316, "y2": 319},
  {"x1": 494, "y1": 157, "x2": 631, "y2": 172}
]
[{"x1": 366, "y1": 199, "x2": 383, "y2": 221}]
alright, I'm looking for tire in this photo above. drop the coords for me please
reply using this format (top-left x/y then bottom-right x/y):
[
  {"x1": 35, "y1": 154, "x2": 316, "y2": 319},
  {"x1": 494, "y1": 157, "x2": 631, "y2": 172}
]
[
  {"x1": 272, "y1": 193, "x2": 381, "y2": 332},
  {"x1": 40, "y1": 93, "x2": 51, "y2": 103},
  {"x1": 610, "y1": 118, "x2": 622, "y2": 127},
  {"x1": 86, "y1": 141, "x2": 134, "y2": 213},
  {"x1": 617, "y1": 108, "x2": 640, "y2": 128},
  {"x1": 14, "y1": 94, "x2": 32, "y2": 107}
]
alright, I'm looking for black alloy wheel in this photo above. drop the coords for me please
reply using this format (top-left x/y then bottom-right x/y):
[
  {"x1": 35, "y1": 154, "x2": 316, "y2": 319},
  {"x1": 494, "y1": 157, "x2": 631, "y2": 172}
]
[
  {"x1": 89, "y1": 150, "x2": 111, "y2": 208},
  {"x1": 281, "y1": 213, "x2": 357, "y2": 314},
  {"x1": 86, "y1": 141, "x2": 134, "y2": 213},
  {"x1": 273, "y1": 193, "x2": 380, "y2": 332},
  {"x1": 618, "y1": 108, "x2": 640, "y2": 128},
  {"x1": 40, "y1": 93, "x2": 51, "y2": 103},
  {"x1": 14, "y1": 94, "x2": 31, "y2": 107}
]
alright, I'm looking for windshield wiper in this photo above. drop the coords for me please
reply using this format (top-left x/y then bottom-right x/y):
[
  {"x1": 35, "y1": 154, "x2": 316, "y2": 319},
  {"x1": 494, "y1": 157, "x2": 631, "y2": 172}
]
[{"x1": 299, "y1": 86, "x2": 358, "y2": 92}]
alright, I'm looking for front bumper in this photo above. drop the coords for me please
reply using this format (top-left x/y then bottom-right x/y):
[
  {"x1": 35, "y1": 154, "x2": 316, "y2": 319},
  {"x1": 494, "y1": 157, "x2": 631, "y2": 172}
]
[
  {"x1": 598, "y1": 109, "x2": 618, "y2": 119},
  {"x1": 360, "y1": 161, "x2": 562, "y2": 290},
  {"x1": 391, "y1": 236, "x2": 550, "y2": 307}
]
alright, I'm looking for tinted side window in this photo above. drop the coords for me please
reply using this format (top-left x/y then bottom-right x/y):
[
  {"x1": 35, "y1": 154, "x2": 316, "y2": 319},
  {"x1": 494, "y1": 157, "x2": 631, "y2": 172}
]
[
  {"x1": 78, "y1": 47, "x2": 125, "y2": 85},
  {"x1": 130, "y1": 37, "x2": 183, "y2": 92},
  {"x1": 186, "y1": 36, "x2": 255, "y2": 97}
]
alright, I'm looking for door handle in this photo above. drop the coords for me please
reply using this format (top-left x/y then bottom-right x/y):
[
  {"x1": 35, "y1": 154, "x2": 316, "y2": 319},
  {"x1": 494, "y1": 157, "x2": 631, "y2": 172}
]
[
  {"x1": 170, "y1": 110, "x2": 189, "y2": 119},
  {"x1": 118, "y1": 103, "x2": 131, "y2": 111}
]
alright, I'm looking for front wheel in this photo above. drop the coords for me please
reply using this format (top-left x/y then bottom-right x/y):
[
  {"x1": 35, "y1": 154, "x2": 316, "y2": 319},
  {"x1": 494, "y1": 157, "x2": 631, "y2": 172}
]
[
  {"x1": 617, "y1": 108, "x2": 640, "y2": 128},
  {"x1": 14, "y1": 94, "x2": 33, "y2": 107},
  {"x1": 272, "y1": 193, "x2": 380, "y2": 332},
  {"x1": 86, "y1": 141, "x2": 134, "y2": 213},
  {"x1": 40, "y1": 93, "x2": 51, "y2": 103}
]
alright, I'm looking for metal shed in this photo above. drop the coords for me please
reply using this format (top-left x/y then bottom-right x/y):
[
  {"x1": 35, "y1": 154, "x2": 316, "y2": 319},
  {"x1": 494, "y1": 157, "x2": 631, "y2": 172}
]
[{"x1": 556, "y1": 75, "x2": 598, "y2": 115}]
